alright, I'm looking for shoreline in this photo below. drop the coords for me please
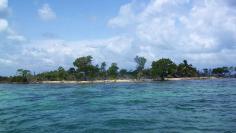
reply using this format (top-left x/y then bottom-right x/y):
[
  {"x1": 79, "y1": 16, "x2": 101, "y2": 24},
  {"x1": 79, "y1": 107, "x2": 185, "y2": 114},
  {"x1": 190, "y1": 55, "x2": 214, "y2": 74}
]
[
  {"x1": 37, "y1": 77, "x2": 220, "y2": 84},
  {"x1": 0, "y1": 77, "x2": 226, "y2": 84},
  {"x1": 39, "y1": 79, "x2": 141, "y2": 84},
  {"x1": 165, "y1": 76, "x2": 219, "y2": 81}
]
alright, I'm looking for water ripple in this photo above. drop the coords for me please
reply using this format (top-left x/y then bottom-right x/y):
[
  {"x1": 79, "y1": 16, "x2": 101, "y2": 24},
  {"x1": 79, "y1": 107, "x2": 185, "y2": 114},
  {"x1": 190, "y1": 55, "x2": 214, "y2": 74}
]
[{"x1": 0, "y1": 79, "x2": 236, "y2": 132}]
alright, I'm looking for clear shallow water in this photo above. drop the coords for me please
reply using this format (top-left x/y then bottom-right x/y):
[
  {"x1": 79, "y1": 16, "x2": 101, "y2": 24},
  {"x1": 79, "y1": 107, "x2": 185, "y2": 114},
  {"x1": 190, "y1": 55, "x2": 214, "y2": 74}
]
[{"x1": 0, "y1": 79, "x2": 236, "y2": 133}]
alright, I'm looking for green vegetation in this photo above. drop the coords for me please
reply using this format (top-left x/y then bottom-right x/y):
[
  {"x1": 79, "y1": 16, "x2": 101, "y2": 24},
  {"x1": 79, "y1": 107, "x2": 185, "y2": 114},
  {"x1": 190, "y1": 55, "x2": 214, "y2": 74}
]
[
  {"x1": 99, "y1": 62, "x2": 107, "y2": 80},
  {"x1": 10, "y1": 69, "x2": 32, "y2": 83},
  {"x1": 73, "y1": 56, "x2": 99, "y2": 80},
  {"x1": 134, "y1": 56, "x2": 147, "y2": 79},
  {"x1": 151, "y1": 58, "x2": 177, "y2": 80},
  {"x1": 107, "y1": 63, "x2": 119, "y2": 79},
  {"x1": 0, "y1": 55, "x2": 235, "y2": 83},
  {"x1": 212, "y1": 67, "x2": 229, "y2": 75},
  {"x1": 177, "y1": 60, "x2": 198, "y2": 77},
  {"x1": 0, "y1": 76, "x2": 10, "y2": 83}
]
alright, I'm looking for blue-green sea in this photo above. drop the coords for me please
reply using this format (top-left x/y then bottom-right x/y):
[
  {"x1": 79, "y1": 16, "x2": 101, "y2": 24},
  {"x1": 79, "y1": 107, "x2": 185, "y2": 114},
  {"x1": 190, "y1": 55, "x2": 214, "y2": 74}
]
[{"x1": 0, "y1": 79, "x2": 236, "y2": 133}]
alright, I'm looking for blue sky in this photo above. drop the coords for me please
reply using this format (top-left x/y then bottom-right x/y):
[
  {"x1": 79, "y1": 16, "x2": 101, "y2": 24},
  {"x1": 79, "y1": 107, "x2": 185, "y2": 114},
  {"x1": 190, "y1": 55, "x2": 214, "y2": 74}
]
[
  {"x1": 9, "y1": 0, "x2": 129, "y2": 40},
  {"x1": 0, "y1": 0, "x2": 236, "y2": 76}
]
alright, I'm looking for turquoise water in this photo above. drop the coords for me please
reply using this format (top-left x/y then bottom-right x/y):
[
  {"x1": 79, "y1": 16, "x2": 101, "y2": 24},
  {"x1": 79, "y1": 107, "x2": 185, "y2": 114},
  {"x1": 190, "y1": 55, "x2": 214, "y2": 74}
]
[{"x1": 0, "y1": 79, "x2": 236, "y2": 133}]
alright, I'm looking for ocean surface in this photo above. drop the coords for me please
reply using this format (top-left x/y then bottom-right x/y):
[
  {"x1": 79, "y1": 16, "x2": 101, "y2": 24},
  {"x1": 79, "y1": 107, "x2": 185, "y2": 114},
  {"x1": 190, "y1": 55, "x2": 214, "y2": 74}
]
[{"x1": 0, "y1": 79, "x2": 236, "y2": 133}]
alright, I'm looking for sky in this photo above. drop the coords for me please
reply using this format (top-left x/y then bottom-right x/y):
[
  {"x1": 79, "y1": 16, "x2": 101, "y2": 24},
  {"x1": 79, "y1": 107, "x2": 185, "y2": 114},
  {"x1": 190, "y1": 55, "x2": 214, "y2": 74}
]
[{"x1": 0, "y1": 0, "x2": 236, "y2": 76}]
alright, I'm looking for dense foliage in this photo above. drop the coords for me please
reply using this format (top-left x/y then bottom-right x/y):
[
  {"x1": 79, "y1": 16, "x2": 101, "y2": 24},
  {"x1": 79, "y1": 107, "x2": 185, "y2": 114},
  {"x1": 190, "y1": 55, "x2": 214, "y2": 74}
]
[
  {"x1": 151, "y1": 58, "x2": 177, "y2": 80},
  {"x1": 134, "y1": 56, "x2": 147, "y2": 79},
  {"x1": 0, "y1": 55, "x2": 235, "y2": 83},
  {"x1": 177, "y1": 60, "x2": 198, "y2": 77}
]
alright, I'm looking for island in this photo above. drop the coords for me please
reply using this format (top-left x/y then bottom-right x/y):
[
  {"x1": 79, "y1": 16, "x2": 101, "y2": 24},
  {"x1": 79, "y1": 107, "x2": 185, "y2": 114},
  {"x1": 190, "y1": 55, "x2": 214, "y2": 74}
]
[{"x1": 0, "y1": 56, "x2": 235, "y2": 84}]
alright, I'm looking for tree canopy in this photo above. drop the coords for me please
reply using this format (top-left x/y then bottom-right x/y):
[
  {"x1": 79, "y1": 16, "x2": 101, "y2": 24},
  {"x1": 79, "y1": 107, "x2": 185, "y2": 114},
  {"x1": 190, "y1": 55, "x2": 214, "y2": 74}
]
[
  {"x1": 151, "y1": 58, "x2": 177, "y2": 80},
  {"x1": 177, "y1": 60, "x2": 198, "y2": 77},
  {"x1": 107, "y1": 63, "x2": 119, "y2": 79},
  {"x1": 2, "y1": 55, "x2": 234, "y2": 83},
  {"x1": 134, "y1": 56, "x2": 147, "y2": 71},
  {"x1": 134, "y1": 56, "x2": 147, "y2": 79},
  {"x1": 73, "y1": 56, "x2": 98, "y2": 80}
]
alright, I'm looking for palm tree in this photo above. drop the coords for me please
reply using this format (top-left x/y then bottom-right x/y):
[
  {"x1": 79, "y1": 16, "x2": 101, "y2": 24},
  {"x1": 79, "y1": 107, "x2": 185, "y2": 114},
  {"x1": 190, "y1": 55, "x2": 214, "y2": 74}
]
[{"x1": 17, "y1": 69, "x2": 31, "y2": 78}]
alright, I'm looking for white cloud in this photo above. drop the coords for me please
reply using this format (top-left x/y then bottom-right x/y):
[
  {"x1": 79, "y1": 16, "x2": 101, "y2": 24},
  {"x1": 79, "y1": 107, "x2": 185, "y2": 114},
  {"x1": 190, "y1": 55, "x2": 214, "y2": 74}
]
[
  {"x1": 0, "y1": 0, "x2": 25, "y2": 42},
  {"x1": 7, "y1": 34, "x2": 26, "y2": 42},
  {"x1": 0, "y1": 0, "x2": 8, "y2": 32},
  {"x1": 0, "y1": 0, "x2": 26, "y2": 76},
  {"x1": 38, "y1": 3, "x2": 56, "y2": 21},
  {"x1": 108, "y1": 2, "x2": 136, "y2": 28},
  {"x1": 8, "y1": 36, "x2": 134, "y2": 73},
  {"x1": 6, "y1": 28, "x2": 27, "y2": 42},
  {"x1": 0, "y1": 18, "x2": 8, "y2": 31},
  {"x1": 0, "y1": 0, "x2": 7, "y2": 11},
  {"x1": 1, "y1": 0, "x2": 236, "y2": 75},
  {"x1": 108, "y1": 0, "x2": 236, "y2": 68},
  {"x1": 0, "y1": 58, "x2": 12, "y2": 65}
]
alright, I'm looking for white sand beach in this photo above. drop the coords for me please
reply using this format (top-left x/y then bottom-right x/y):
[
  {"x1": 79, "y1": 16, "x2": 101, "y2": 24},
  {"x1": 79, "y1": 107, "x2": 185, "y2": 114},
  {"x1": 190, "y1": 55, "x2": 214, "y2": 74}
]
[{"x1": 38, "y1": 77, "x2": 218, "y2": 84}]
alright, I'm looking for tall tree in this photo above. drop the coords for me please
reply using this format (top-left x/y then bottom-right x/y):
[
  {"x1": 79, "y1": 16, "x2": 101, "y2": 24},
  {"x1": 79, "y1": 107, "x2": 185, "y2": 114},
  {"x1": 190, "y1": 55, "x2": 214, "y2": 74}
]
[
  {"x1": 100, "y1": 62, "x2": 107, "y2": 79},
  {"x1": 17, "y1": 69, "x2": 31, "y2": 78},
  {"x1": 107, "y1": 63, "x2": 119, "y2": 79},
  {"x1": 134, "y1": 56, "x2": 147, "y2": 79},
  {"x1": 67, "y1": 67, "x2": 76, "y2": 80},
  {"x1": 73, "y1": 56, "x2": 93, "y2": 71},
  {"x1": 177, "y1": 60, "x2": 198, "y2": 77},
  {"x1": 134, "y1": 56, "x2": 147, "y2": 71},
  {"x1": 58, "y1": 66, "x2": 67, "y2": 80},
  {"x1": 73, "y1": 56, "x2": 94, "y2": 80},
  {"x1": 16, "y1": 69, "x2": 32, "y2": 82},
  {"x1": 151, "y1": 58, "x2": 177, "y2": 80}
]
